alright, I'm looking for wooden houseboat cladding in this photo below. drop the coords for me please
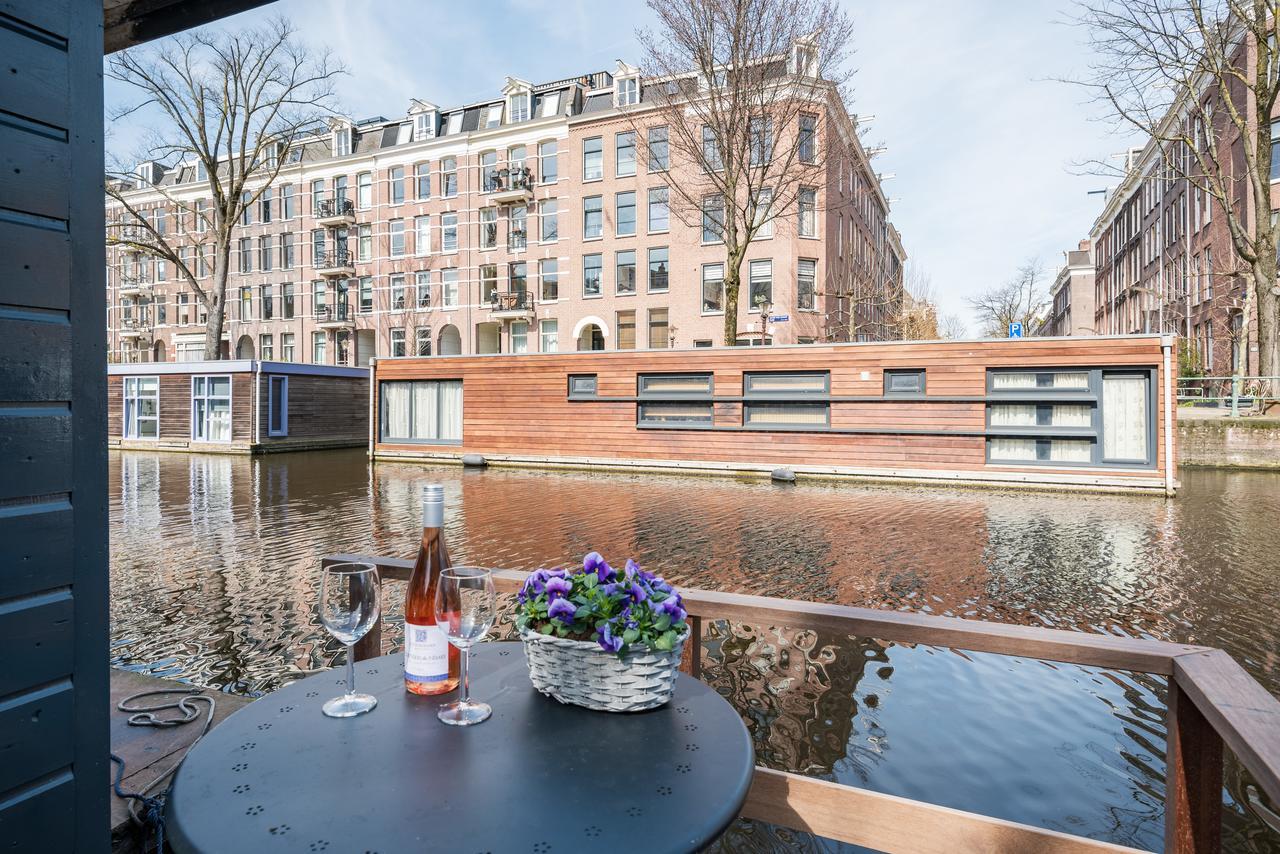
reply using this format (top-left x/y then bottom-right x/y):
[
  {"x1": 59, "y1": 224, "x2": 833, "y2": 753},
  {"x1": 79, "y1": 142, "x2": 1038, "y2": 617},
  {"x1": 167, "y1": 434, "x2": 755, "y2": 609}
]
[
  {"x1": 108, "y1": 361, "x2": 369, "y2": 454},
  {"x1": 372, "y1": 336, "x2": 1177, "y2": 493}
]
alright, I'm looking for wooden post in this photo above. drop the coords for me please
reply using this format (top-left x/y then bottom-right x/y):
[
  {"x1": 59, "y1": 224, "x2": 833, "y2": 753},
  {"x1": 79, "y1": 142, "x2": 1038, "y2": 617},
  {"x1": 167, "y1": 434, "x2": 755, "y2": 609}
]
[
  {"x1": 679, "y1": 615, "x2": 703, "y2": 679},
  {"x1": 1165, "y1": 677, "x2": 1223, "y2": 853}
]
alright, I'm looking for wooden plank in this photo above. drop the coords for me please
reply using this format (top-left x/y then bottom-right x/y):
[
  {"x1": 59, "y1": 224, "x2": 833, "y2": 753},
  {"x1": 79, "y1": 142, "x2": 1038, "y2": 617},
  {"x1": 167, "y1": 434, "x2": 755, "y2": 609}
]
[
  {"x1": 0, "y1": 122, "x2": 69, "y2": 221},
  {"x1": 1173, "y1": 650, "x2": 1280, "y2": 806},
  {"x1": 0, "y1": 679, "x2": 73, "y2": 794},
  {"x1": 0, "y1": 590, "x2": 72, "y2": 696},
  {"x1": 0, "y1": 316, "x2": 72, "y2": 401},
  {"x1": 1163, "y1": 677, "x2": 1223, "y2": 854},
  {"x1": 742, "y1": 766, "x2": 1151, "y2": 854},
  {"x1": 0, "y1": 22, "x2": 69, "y2": 131},
  {"x1": 0, "y1": 499, "x2": 72, "y2": 599},
  {"x1": 0, "y1": 770, "x2": 75, "y2": 852},
  {"x1": 0, "y1": 218, "x2": 71, "y2": 311},
  {"x1": 0, "y1": 411, "x2": 72, "y2": 500}
]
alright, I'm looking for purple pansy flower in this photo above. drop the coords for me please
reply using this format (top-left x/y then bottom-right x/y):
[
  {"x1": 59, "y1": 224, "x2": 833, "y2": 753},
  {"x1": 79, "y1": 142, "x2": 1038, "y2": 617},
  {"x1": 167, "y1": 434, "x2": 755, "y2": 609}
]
[
  {"x1": 597, "y1": 620, "x2": 624, "y2": 653},
  {"x1": 548, "y1": 598, "x2": 576, "y2": 623},
  {"x1": 628, "y1": 582, "x2": 648, "y2": 603},
  {"x1": 545, "y1": 576, "x2": 572, "y2": 600},
  {"x1": 583, "y1": 551, "x2": 616, "y2": 583},
  {"x1": 653, "y1": 592, "x2": 686, "y2": 623}
]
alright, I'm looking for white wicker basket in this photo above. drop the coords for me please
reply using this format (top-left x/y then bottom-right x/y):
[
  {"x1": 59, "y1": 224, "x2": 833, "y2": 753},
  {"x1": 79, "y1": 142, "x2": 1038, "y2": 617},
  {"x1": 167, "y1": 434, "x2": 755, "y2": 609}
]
[{"x1": 519, "y1": 626, "x2": 688, "y2": 712}]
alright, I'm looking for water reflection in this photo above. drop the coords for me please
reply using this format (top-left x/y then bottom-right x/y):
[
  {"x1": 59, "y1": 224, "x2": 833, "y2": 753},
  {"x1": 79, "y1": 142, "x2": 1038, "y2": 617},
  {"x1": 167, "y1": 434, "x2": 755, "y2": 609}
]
[{"x1": 109, "y1": 451, "x2": 1280, "y2": 851}]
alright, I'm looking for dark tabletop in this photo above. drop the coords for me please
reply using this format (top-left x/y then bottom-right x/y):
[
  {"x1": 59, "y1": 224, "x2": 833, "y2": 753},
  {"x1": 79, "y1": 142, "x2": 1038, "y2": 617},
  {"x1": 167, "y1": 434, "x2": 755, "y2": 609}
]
[{"x1": 166, "y1": 642, "x2": 754, "y2": 854}]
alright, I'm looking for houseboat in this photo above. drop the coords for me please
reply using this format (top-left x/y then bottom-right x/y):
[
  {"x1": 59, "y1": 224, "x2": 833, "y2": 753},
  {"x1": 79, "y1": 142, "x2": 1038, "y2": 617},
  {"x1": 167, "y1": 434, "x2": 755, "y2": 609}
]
[
  {"x1": 108, "y1": 360, "x2": 369, "y2": 454},
  {"x1": 370, "y1": 335, "x2": 1177, "y2": 494}
]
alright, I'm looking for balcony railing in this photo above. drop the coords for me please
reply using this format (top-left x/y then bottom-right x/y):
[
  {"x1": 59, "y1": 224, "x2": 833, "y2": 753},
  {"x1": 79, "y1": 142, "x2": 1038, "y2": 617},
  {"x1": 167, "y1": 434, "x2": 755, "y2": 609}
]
[
  {"x1": 315, "y1": 303, "x2": 353, "y2": 325},
  {"x1": 314, "y1": 198, "x2": 356, "y2": 222},
  {"x1": 485, "y1": 167, "x2": 535, "y2": 203},
  {"x1": 507, "y1": 229, "x2": 527, "y2": 251},
  {"x1": 314, "y1": 250, "x2": 354, "y2": 274},
  {"x1": 119, "y1": 276, "x2": 153, "y2": 296},
  {"x1": 488, "y1": 290, "x2": 532, "y2": 315},
  {"x1": 326, "y1": 554, "x2": 1280, "y2": 854}
]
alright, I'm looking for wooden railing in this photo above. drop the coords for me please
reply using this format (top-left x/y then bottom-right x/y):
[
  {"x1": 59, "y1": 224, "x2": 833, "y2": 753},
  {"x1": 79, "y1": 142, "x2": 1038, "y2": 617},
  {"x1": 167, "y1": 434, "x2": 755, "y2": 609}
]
[{"x1": 323, "y1": 554, "x2": 1280, "y2": 854}]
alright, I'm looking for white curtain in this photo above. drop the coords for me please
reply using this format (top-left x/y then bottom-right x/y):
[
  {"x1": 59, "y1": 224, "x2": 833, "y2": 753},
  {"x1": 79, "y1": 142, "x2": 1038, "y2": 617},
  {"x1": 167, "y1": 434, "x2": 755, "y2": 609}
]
[
  {"x1": 1050, "y1": 405, "x2": 1092, "y2": 427},
  {"x1": 1053, "y1": 372, "x2": 1089, "y2": 389},
  {"x1": 745, "y1": 403, "x2": 826, "y2": 425},
  {"x1": 1103, "y1": 375, "x2": 1148, "y2": 460},
  {"x1": 989, "y1": 438, "x2": 1036, "y2": 461},
  {"x1": 438, "y1": 381, "x2": 463, "y2": 441},
  {"x1": 412, "y1": 382, "x2": 438, "y2": 439},
  {"x1": 383, "y1": 383, "x2": 412, "y2": 439},
  {"x1": 989, "y1": 404, "x2": 1036, "y2": 426},
  {"x1": 1049, "y1": 440, "x2": 1091, "y2": 462},
  {"x1": 992, "y1": 373, "x2": 1036, "y2": 390}
]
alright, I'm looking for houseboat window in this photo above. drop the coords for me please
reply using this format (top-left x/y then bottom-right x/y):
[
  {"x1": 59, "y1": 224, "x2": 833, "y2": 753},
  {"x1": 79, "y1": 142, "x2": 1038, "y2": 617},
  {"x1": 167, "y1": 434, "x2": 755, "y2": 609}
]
[
  {"x1": 191, "y1": 375, "x2": 232, "y2": 442},
  {"x1": 123, "y1": 376, "x2": 159, "y2": 439},
  {"x1": 638, "y1": 403, "x2": 713, "y2": 425},
  {"x1": 744, "y1": 372, "x2": 828, "y2": 395},
  {"x1": 638, "y1": 374, "x2": 713, "y2": 395},
  {"x1": 568, "y1": 374, "x2": 597, "y2": 398},
  {"x1": 743, "y1": 371, "x2": 829, "y2": 428},
  {"x1": 1102, "y1": 373, "x2": 1149, "y2": 461},
  {"x1": 636, "y1": 373, "x2": 713, "y2": 426},
  {"x1": 884, "y1": 369, "x2": 925, "y2": 395},
  {"x1": 989, "y1": 371, "x2": 1089, "y2": 391},
  {"x1": 268, "y1": 376, "x2": 288, "y2": 437},
  {"x1": 381, "y1": 380, "x2": 462, "y2": 443}
]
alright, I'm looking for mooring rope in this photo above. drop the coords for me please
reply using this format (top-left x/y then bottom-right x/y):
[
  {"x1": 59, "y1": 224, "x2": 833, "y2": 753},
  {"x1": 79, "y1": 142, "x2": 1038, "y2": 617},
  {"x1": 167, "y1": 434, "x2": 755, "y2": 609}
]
[{"x1": 109, "y1": 687, "x2": 216, "y2": 854}]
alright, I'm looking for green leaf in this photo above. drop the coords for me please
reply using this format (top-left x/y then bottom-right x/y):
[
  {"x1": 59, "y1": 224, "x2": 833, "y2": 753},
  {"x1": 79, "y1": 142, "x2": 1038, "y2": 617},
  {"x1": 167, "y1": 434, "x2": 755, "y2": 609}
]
[
  {"x1": 556, "y1": 625, "x2": 568, "y2": 637},
  {"x1": 623, "y1": 627, "x2": 640, "y2": 644},
  {"x1": 661, "y1": 629, "x2": 678, "y2": 649},
  {"x1": 539, "y1": 623, "x2": 554, "y2": 635},
  {"x1": 655, "y1": 613, "x2": 672, "y2": 632},
  {"x1": 583, "y1": 574, "x2": 598, "y2": 589},
  {"x1": 654, "y1": 632, "x2": 673, "y2": 651}
]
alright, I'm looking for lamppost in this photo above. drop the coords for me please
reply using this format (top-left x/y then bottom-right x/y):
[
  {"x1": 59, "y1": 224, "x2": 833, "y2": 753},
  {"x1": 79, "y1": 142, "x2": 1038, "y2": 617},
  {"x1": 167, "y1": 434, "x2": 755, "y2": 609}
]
[{"x1": 753, "y1": 294, "x2": 773, "y2": 346}]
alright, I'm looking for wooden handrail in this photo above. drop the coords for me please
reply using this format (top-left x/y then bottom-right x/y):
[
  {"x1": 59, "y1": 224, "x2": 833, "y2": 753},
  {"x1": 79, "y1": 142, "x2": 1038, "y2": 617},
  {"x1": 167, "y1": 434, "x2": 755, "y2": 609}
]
[{"x1": 323, "y1": 554, "x2": 1280, "y2": 853}]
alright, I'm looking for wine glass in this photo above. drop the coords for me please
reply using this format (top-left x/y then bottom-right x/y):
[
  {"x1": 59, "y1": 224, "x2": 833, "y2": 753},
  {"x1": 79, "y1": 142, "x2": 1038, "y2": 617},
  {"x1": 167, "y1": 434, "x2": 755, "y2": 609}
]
[
  {"x1": 318, "y1": 561, "x2": 381, "y2": 718},
  {"x1": 434, "y1": 566, "x2": 496, "y2": 726}
]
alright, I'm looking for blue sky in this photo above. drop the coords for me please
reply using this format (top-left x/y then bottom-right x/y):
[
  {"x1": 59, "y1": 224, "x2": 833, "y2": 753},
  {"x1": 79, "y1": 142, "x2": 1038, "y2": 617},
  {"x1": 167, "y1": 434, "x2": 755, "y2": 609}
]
[{"x1": 105, "y1": 0, "x2": 1136, "y2": 333}]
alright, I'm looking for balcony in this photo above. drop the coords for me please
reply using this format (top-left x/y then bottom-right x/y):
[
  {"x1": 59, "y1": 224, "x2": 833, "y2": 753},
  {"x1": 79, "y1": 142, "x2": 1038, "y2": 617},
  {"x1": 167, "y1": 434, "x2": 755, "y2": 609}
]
[
  {"x1": 488, "y1": 290, "x2": 533, "y2": 319},
  {"x1": 507, "y1": 229, "x2": 528, "y2": 252},
  {"x1": 314, "y1": 250, "x2": 355, "y2": 277},
  {"x1": 314, "y1": 198, "x2": 356, "y2": 227},
  {"x1": 315, "y1": 304, "x2": 354, "y2": 328},
  {"x1": 485, "y1": 167, "x2": 534, "y2": 204},
  {"x1": 118, "y1": 316, "x2": 152, "y2": 341},
  {"x1": 119, "y1": 277, "x2": 153, "y2": 298}
]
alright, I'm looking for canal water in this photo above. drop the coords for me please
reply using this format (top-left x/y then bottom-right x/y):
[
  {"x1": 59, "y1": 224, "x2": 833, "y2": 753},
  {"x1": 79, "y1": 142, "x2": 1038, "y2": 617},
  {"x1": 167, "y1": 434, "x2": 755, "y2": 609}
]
[{"x1": 109, "y1": 450, "x2": 1280, "y2": 852}]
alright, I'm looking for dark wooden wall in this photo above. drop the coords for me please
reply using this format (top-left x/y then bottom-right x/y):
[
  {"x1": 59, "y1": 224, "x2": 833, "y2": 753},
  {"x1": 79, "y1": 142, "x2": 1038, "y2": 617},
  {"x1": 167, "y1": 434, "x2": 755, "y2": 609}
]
[
  {"x1": 256, "y1": 372, "x2": 368, "y2": 445},
  {"x1": 0, "y1": 0, "x2": 109, "y2": 850}
]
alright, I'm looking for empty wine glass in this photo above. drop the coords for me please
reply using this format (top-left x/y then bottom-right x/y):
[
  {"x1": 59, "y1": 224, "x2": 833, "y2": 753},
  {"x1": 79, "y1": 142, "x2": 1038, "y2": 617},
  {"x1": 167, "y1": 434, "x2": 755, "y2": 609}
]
[
  {"x1": 434, "y1": 566, "x2": 496, "y2": 726},
  {"x1": 318, "y1": 561, "x2": 381, "y2": 718}
]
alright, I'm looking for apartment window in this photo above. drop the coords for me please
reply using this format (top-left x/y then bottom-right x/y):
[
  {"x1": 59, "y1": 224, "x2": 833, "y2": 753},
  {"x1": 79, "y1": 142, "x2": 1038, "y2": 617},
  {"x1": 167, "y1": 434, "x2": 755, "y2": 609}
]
[
  {"x1": 583, "y1": 254, "x2": 603, "y2": 297},
  {"x1": 511, "y1": 321, "x2": 529, "y2": 353},
  {"x1": 191, "y1": 375, "x2": 232, "y2": 442},
  {"x1": 267, "y1": 375, "x2": 288, "y2": 435},
  {"x1": 798, "y1": 259, "x2": 816, "y2": 311},
  {"x1": 156, "y1": 259, "x2": 167, "y2": 281},
  {"x1": 240, "y1": 191, "x2": 252, "y2": 225},
  {"x1": 259, "y1": 333, "x2": 274, "y2": 360},
  {"x1": 280, "y1": 233, "x2": 295, "y2": 269},
  {"x1": 509, "y1": 261, "x2": 527, "y2": 295},
  {"x1": 441, "y1": 213, "x2": 458, "y2": 252},
  {"x1": 616, "y1": 310, "x2": 636, "y2": 349},
  {"x1": 480, "y1": 265, "x2": 498, "y2": 302},
  {"x1": 240, "y1": 285, "x2": 253, "y2": 320},
  {"x1": 122, "y1": 376, "x2": 159, "y2": 439},
  {"x1": 381, "y1": 379, "x2": 463, "y2": 443},
  {"x1": 333, "y1": 125, "x2": 351, "y2": 157},
  {"x1": 617, "y1": 77, "x2": 639, "y2": 106},
  {"x1": 416, "y1": 271, "x2": 432, "y2": 308},
  {"x1": 415, "y1": 162, "x2": 431, "y2": 199},
  {"x1": 481, "y1": 151, "x2": 499, "y2": 191},
  {"x1": 357, "y1": 172, "x2": 372, "y2": 209},
  {"x1": 583, "y1": 195, "x2": 603, "y2": 239},
  {"x1": 798, "y1": 188, "x2": 817, "y2": 237},
  {"x1": 702, "y1": 264, "x2": 724, "y2": 313},
  {"x1": 442, "y1": 157, "x2": 457, "y2": 197},
  {"x1": 540, "y1": 259, "x2": 559, "y2": 301},
  {"x1": 702, "y1": 195, "x2": 724, "y2": 242},
  {"x1": 195, "y1": 199, "x2": 208, "y2": 233},
  {"x1": 238, "y1": 237, "x2": 252, "y2": 273},
  {"x1": 312, "y1": 280, "x2": 327, "y2": 313},
  {"x1": 485, "y1": 103, "x2": 503, "y2": 128},
  {"x1": 358, "y1": 277, "x2": 372, "y2": 314},
  {"x1": 749, "y1": 260, "x2": 772, "y2": 310},
  {"x1": 261, "y1": 284, "x2": 274, "y2": 320},
  {"x1": 358, "y1": 224, "x2": 373, "y2": 262},
  {"x1": 539, "y1": 140, "x2": 558, "y2": 184},
  {"x1": 616, "y1": 250, "x2": 637, "y2": 295},
  {"x1": 415, "y1": 216, "x2": 431, "y2": 255},
  {"x1": 509, "y1": 205, "x2": 528, "y2": 250},
  {"x1": 799, "y1": 114, "x2": 817, "y2": 163},
  {"x1": 390, "y1": 219, "x2": 406, "y2": 256},
  {"x1": 391, "y1": 328, "x2": 406, "y2": 357},
  {"x1": 648, "y1": 307, "x2": 670, "y2": 349},
  {"x1": 282, "y1": 283, "x2": 295, "y2": 319},
  {"x1": 540, "y1": 199, "x2": 559, "y2": 242},
  {"x1": 744, "y1": 372, "x2": 829, "y2": 428},
  {"x1": 616, "y1": 131, "x2": 637, "y2": 177},
  {"x1": 540, "y1": 319, "x2": 559, "y2": 353},
  {"x1": 583, "y1": 137, "x2": 603, "y2": 181},
  {"x1": 391, "y1": 275, "x2": 406, "y2": 311},
  {"x1": 157, "y1": 304, "x2": 167, "y2": 325},
  {"x1": 509, "y1": 91, "x2": 529, "y2": 123},
  {"x1": 702, "y1": 126, "x2": 722, "y2": 170},
  {"x1": 441, "y1": 268, "x2": 459, "y2": 307},
  {"x1": 637, "y1": 373, "x2": 712, "y2": 425},
  {"x1": 415, "y1": 326, "x2": 432, "y2": 356},
  {"x1": 752, "y1": 188, "x2": 774, "y2": 238},
  {"x1": 312, "y1": 331, "x2": 327, "y2": 364},
  {"x1": 311, "y1": 229, "x2": 325, "y2": 265},
  {"x1": 648, "y1": 187, "x2": 669, "y2": 232},
  {"x1": 648, "y1": 126, "x2": 669, "y2": 172},
  {"x1": 177, "y1": 292, "x2": 190, "y2": 325},
  {"x1": 390, "y1": 166, "x2": 405, "y2": 204},
  {"x1": 311, "y1": 179, "x2": 325, "y2": 214},
  {"x1": 282, "y1": 332, "x2": 295, "y2": 362},
  {"x1": 616, "y1": 191, "x2": 636, "y2": 236},
  {"x1": 259, "y1": 236, "x2": 274, "y2": 271},
  {"x1": 749, "y1": 116, "x2": 773, "y2": 166},
  {"x1": 643, "y1": 247, "x2": 668, "y2": 293},
  {"x1": 480, "y1": 208, "x2": 497, "y2": 249},
  {"x1": 884, "y1": 369, "x2": 925, "y2": 395},
  {"x1": 260, "y1": 188, "x2": 273, "y2": 223},
  {"x1": 568, "y1": 374, "x2": 597, "y2": 397}
]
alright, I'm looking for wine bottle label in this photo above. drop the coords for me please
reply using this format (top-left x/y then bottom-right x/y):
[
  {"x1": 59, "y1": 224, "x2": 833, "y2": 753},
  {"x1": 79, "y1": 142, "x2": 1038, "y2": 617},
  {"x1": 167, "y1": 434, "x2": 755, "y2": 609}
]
[{"x1": 404, "y1": 622, "x2": 449, "y2": 683}]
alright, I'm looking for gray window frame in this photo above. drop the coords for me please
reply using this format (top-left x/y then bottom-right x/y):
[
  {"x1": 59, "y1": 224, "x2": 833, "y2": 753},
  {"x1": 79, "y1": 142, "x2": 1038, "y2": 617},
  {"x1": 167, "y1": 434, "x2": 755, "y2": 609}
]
[
  {"x1": 378, "y1": 379, "x2": 464, "y2": 445},
  {"x1": 636, "y1": 372, "x2": 714, "y2": 427},
  {"x1": 567, "y1": 374, "x2": 598, "y2": 399},
  {"x1": 742, "y1": 371, "x2": 831, "y2": 429},
  {"x1": 884, "y1": 369, "x2": 926, "y2": 397}
]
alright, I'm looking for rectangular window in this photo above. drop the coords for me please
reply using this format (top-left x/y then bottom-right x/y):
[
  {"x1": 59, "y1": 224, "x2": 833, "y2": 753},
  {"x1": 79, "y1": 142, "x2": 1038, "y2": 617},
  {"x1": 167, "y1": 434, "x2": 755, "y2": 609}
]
[
  {"x1": 122, "y1": 376, "x2": 159, "y2": 439},
  {"x1": 281, "y1": 333, "x2": 295, "y2": 362},
  {"x1": 415, "y1": 216, "x2": 431, "y2": 255},
  {"x1": 702, "y1": 195, "x2": 724, "y2": 242},
  {"x1": 261, "y1": 284, "x2": 274, "y2": 320},
  {"x1": 743, "y1": 372, "x2": 829, "y2": 428},
  {"x1": 616, "y1": 250, "x2": 636, "y2": 295},
  {"x1": 799, "y1": 114, "x2": 817, "y2": 163},
  {"x1": 540, "y1": 92, "x2": 561, "y2": 118},
  {"x1": 637, "y1": 373, "x2": 712, "y2": 425},
  {"x1": 540, "y1": 199, "x2": 559, "y2": 242},
  {"x1": 238, "y1": 237, "x2": 252, "y2": 273},
  {"x1": 391, "y1": 275, "x2": 406, "y2": 311},
  {"x1": 442, "y1": 213, "x2": 458, "y2": 252},
  {"x1": 1272, "y1": 120, "x2": 1280, "y2": 182},
  {"x1": 749, "y1": 260, "x2": 772, "y2": 310},
  {"x1": 540, "y1": 259, "x2": 559, "y2": 301},
  {"x1": 648, "y1": 126, "x2": 669, "y2": 171},
  {"x1": 647, "y1": 247, "x2": 669, "y2": 293},
  {"x1": 509, "y1": 204, "x2": 528, "y2": 250},
  {"x1": 240, "y1": 191, "x2": 251, "y2": 225},
  {"x1": 749, "y1": 116, "x2": 773, "y2": 166},
  {"x1": 312, "y1": 281, "x2": 327, "y2": 312},
  {"x1": 267, "y1": 375, "x2": 288, "y2": 435},
  {"x1": 884, "y1": 369, "x2": 925, "y2": 395},
  {"x1": 312, "y1": 331, "x2": 326, "y2": 364},
  {"x1": 751, "y1": 188, "x2": 774, "y2": 238},
  {"x1": 616, "y1": 191, "x2": 636, "y2": 236},
  {"x1": 442, "y1": 157, "x2": 458, "y2": 198},
  {"x1": 568, "y1": 374, "x2": 598, "y2": 397},
  {"x1": 480, "y1": 264, "x2": 498, "y2": 302},
  {"x1": 359, "y1": 277, "x2": 373, "y2": 313},
  {"x1": 797, "y1": 259, "x2": 816, "y2": 311},
  {"x1": 616, "y1": 131, "x2": 636, "y2": 177},
  {"x1": 441, "y1": 268, "x2": 459, "y2": 307},
  {"x1": 702, "y1": 126, "x2": 722, "y2": 170},
  {"x1": 583, "y1": 137, "x2": 603, "y2": 181},
  {"x1": 648, "y1": 307, "x2": 669, "y2": 349},
  {"x1": 311, "y1": 179, "x2": 325, "y2": 215},
  {"x1": 1102, "y1": 373, "x2": 1149, "y2": 461},
  {"x1": 381, "y1": 380, "x2": 463, "y2": 443},
  {"x1": 798, "y1": 188, "x2": 817, "y2": 237},
  {"x1": 259, "y1": 236, "x2": 273, "y2": 271},
  {"x1": 415, "y1": 326, "x2": 432, "y2": 356},
  {"x1": 259, "y1": 188, "x2": 273, "y2": 223},
  {"x1": 702, "y1": 264, "x2": 724, "y2": 313},
  {"x1": 617, "y1": 310, "x2": 636, "y2": 349},
  {"x1": 240, "y1": 285, "x2": 253, "y2": 320},
  {"x1": 358, "y1": 224, "x2": 373, "y2": 262},
  {"x1": 357, "y1": 172, "x2": 372, "y2": 209},
  {"x1": 412, "y1": 271, "x2": 431, "y2": 308},
  {"x1": 479, "y1": 207, "x2": 497, "y2": 249},
  {"x1": 259, "y1": 333, "x2": 273, "y2": 360},
  {"x1": 391, "y1": 328, "x2": 406, "y2": 357},
  {"x1": 191, "y1": 375, "x2": 231, "y2": 442},
  {"x1": 281, "y1": 233, "x2": 295, "y2": 269},
  {"x1": 583, "y1": 254, "x2": 602, "y2": 297},
  {"x1": 415, "y1": 162, "x2": 431, "y2": 200},
  {"x1": 583, "y1": 195, "x2": 603, "y2": 239},
  {"x1": 281, "y1": 185, "x2": 295, "y2": 219},
  {"x1": 390, "y1": 219, "x2": 406, "y2": 256},
  {"x1": 540, "y1": 319, "x2": 559, "y2": 353},
  {"x1": 390, "y1": 166, "x2": 405, "y2": 204},
  {"x1": 648, "y1": 187, "x2": 669, "y2": 232},
  {"x1": 539, "y1": 140, "x2": 558, "y2": 184}
]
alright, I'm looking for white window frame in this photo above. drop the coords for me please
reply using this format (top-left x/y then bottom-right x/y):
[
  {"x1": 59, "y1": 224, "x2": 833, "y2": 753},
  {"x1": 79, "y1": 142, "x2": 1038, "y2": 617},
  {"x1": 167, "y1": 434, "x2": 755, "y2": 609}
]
[
  {"x1": 122, "y1": 375, "x2": 159, "y2": 439},
  {"x1": 267, "y1": 375, "x2": 288, "y2": 436},
  {"x1": 191, "y1": 374, "x2": 232, "y2": 443}
]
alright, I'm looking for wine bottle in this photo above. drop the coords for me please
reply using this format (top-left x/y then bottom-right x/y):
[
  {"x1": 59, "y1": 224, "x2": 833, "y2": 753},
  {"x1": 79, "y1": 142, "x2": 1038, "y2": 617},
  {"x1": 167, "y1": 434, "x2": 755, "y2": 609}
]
[{"x1": 404, "y1": 483, "x2": 460, "y2": 695}]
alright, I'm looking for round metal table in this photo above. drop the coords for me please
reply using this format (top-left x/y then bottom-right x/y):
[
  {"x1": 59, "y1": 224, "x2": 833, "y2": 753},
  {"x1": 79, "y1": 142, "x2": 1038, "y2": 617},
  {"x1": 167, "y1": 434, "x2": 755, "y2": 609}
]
[{"x1": 167, "y1": 642, "x2": 754, "y2": 854}]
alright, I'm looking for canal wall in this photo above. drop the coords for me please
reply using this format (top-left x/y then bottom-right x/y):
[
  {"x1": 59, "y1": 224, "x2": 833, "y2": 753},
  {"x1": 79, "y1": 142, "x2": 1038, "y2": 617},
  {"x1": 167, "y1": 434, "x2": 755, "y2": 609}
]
[{"x1": 1178, "y1": 417, "x2": 1280, "y2": 469}]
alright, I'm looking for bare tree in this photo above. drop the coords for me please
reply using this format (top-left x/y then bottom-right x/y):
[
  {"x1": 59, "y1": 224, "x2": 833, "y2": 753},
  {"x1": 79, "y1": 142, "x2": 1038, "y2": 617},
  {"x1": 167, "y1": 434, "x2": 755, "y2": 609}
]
[
  {"x1": 939, "y1": 312, "x2": 969, "y2": 340},
  {"x1": 106, "y1": 18, "x2": 342, "y2": 359},
  {"x1": 1074, "y1": 0, "x2": 1279, "y2": 377},
  {"x1": 968, "y1": 259, "x2": 1049, "y2": 337},
  {"x1": 892, "y1": 263, "x2": 939, "y2": 340},
  {"x1": 633, "y1": 0, "x2": 854, "y2": 345}
]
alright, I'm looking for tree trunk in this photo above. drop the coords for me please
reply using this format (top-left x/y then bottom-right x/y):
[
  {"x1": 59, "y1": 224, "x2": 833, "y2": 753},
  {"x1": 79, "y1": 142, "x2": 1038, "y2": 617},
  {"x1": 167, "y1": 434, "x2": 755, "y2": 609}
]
[
  {"x1": 723, "y1": 266, "x2": 740, "y2": 346},
  {"x1": 204, "y1": 242, "x2": 230, "y2": 359},
  {"x1": 1254, "y1": 264, "x2": 1279, "y2": 379}
]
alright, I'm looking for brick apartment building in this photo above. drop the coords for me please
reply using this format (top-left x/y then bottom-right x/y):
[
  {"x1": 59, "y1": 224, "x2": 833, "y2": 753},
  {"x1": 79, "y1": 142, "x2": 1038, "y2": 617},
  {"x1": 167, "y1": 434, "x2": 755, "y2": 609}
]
[
  {"x1": 106, "y1": 54, "x2": 905, "y2": 365},
  {"x1": 1037, "y1": 239, "x2": 1096, "y2": 338}
]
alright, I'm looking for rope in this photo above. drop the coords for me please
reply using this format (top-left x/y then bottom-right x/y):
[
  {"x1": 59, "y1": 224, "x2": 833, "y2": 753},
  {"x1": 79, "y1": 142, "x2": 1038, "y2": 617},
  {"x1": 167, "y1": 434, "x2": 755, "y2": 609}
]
[{"x1": 110, "y1": 687, "x2": 216, "y2": 854}]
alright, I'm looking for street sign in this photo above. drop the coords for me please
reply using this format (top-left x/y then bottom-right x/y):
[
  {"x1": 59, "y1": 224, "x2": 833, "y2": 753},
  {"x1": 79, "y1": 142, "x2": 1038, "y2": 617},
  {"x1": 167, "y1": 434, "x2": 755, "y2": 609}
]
[
  {"x1": 1009, "y1": 322, "x2": 1023, "y2": 338},
  {"x1": 769, "y1": 314, "x2": 790, "y2": 322}
]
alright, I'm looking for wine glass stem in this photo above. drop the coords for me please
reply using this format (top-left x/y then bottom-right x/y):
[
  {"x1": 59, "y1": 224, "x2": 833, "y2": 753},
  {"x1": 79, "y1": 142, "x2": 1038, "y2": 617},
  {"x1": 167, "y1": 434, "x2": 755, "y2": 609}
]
[
  {"x1": 459, "y1": 647, "x2": 470, "y2": 704},
  {"x1": 345, "y1": 642, "x2": 356, "y2": 697}
]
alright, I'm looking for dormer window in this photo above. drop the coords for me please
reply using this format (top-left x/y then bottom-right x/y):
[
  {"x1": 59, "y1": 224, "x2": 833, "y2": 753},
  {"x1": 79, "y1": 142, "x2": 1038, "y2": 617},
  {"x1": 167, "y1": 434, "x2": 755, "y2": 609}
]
[
  {"x1": 485, "y1": 103, "x2": 503, "y2": 128},
  {"x1": 509, "y1": 92, "x2": 529, "y2": 123},
  {"x1": 414, "y1": 112, "x2": 435, "y2": 141},
  {"x1": 332, "y1": 124, "x2": 353, "y2": 157},
  {"x1": 540, "y1": 91, "x2": 561, "y2": 118},
  {"x1": 793, "y1": 41, "x2": 818, "y2": 76},
  {"x1": 617, "y1": 77, "x2": 638, "y2": 106},
  {"x1": 446, "y1": 112, "x2": 463, "y2": 135}
]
